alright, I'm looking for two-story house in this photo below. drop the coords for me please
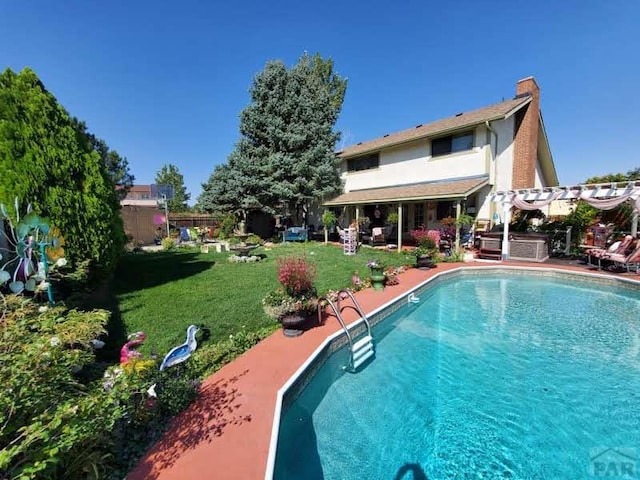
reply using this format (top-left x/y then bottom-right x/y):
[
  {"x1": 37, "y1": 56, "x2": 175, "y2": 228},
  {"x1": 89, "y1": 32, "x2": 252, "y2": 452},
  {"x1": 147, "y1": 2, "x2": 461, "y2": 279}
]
[{"x1": 325, "y1": 77, "x2": 559, "y2": 247}]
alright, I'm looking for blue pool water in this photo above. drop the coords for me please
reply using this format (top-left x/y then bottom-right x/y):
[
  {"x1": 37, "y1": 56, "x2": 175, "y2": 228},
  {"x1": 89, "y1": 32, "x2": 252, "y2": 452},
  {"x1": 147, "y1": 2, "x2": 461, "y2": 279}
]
[{"x1": 274, "y1": 274, "x2": 640, "y2": 479}]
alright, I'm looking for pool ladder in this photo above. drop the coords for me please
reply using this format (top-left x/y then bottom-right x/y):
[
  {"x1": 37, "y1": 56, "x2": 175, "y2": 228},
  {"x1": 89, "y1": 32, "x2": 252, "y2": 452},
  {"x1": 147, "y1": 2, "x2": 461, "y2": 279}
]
[{"x1": 319, "y1": 290, "x2": 374, "y2": 372}]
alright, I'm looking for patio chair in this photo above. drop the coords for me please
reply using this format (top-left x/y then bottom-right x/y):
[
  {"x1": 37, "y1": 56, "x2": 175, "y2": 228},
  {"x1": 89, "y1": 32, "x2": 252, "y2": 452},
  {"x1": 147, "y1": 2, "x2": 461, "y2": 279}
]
[
  {"x1": 586, "y1": 235, "x2": 632, "y2": 269},
  {"x1": 602, "y1": 238, "x2": 640, "y2": 273},
  {"x1": 369, "y1": 227, "x2": 386, "y2": 246}
]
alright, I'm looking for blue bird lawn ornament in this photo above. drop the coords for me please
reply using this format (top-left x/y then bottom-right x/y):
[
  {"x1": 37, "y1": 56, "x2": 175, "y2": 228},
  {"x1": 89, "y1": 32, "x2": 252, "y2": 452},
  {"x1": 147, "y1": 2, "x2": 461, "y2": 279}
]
[{"x1": 159, "y1": 325, "x2": 200, "y2": 371}]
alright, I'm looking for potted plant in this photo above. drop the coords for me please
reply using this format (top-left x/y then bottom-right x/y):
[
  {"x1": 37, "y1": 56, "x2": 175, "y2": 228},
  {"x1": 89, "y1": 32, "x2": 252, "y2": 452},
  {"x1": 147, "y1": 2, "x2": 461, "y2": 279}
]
[
  {"x1": 262, "y1": 256, "x2": 318, "y2": 336},
  {"x1": 366, "y1": 259, "x2": 386, "y2": 291},
  {"x1": 410, "y1": 226, "x2": 440, "y2": 269},
  {"x1": 321, "y1": 209, "x2": 337, "y2": 245}
]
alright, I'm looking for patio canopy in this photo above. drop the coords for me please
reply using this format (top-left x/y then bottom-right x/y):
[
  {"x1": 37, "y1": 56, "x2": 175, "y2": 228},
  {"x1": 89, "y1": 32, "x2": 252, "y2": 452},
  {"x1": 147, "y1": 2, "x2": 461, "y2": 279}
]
[
  {"x1": 490, "y1": 181, "x2": 640, "y2": 260},
  {"x1": 324, "y1": 175, "x2": 489, "y2": 206}
]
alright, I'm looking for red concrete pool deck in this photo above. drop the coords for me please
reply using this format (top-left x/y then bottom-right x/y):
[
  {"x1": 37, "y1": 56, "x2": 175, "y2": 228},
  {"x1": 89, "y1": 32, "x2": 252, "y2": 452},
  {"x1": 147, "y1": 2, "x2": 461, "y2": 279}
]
[{"x1": 129, "y1": 261, "x2": 639, "y2": 480}]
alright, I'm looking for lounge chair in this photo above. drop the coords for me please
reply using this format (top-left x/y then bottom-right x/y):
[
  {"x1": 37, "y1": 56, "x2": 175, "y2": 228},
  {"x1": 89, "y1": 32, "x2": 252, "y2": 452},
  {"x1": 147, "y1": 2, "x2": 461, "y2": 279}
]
[
  {"x1": 602, "y1": 238, "x2": 640, "y2": 273},
  {"x1": 587, "y1": 235, "x2": 633, "y2": 269}
]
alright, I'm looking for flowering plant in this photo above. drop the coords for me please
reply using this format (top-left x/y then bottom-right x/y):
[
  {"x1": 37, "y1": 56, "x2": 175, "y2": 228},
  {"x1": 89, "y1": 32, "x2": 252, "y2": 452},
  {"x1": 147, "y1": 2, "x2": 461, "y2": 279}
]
[
  {"x1": 277, "y1": 256, "x2": 316, "y2": 297},
  {"x1": 410, "y1": 226, "x2": 440, "y2": 257},
  {"x1": 263, "y1": 256, "x2": 318, "y2": 321},
  {"x1": 262, "y1": 288, "x2": 318, "y2": 319},
  {"x1": 366, "y1": 259, "x2": 385, "y2": 270}
]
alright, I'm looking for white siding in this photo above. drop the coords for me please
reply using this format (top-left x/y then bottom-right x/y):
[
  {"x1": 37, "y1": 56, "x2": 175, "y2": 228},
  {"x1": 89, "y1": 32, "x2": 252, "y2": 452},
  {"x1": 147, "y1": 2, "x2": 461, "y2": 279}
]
[
  {"x1": 340, "y1": 126, "x2": 490, "y2": 192},
  {"x1": 492, "y1": 116, "x2": 515, "y2": 192},
  {"x1": 534, "y1": 158, "x2": 545, "y2": 189}
]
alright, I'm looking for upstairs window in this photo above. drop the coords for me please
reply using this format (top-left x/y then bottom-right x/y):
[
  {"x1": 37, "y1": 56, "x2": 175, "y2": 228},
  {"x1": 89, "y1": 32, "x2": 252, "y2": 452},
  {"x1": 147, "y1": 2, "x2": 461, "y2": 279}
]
[
  {"x1": 347, "y1": 153, "x2": 379, "y2": 172},
  {"x1": 431, "y1": 131, "x2": 474, "y2": 157}
]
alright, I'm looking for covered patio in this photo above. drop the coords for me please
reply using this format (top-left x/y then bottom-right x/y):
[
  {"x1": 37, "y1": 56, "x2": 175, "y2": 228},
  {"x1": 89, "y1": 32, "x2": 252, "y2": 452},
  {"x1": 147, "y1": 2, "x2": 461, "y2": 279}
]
[{"x1": 324, "y1": 175, "x2": 490, "y2": 252}]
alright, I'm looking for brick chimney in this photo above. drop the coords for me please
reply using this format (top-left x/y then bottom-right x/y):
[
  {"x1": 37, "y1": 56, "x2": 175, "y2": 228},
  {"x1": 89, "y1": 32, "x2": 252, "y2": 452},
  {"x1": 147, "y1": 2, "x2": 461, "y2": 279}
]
[{"x1": 512, "y1": 77, "x2": 540, "y2": 189}]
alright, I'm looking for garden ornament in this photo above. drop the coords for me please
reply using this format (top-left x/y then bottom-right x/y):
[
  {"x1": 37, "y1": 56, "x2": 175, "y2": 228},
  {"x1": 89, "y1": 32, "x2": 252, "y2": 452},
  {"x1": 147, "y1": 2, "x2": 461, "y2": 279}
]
[
  {"x1": 0, "y1": 199, "x2": 64, "y2": 305},
  {"x1": 120, "y1": 331, "x2": 146, "y2": 364},
  {"x1": 159, "y1": 324, "x2": 200, "y2": 371}
]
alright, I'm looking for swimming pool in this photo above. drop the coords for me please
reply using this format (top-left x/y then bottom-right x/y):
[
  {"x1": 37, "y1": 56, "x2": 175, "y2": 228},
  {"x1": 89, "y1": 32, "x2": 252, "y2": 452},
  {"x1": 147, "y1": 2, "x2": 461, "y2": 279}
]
[{"x1": 272, "y1": 269, "x2": 640, "y2": 479}]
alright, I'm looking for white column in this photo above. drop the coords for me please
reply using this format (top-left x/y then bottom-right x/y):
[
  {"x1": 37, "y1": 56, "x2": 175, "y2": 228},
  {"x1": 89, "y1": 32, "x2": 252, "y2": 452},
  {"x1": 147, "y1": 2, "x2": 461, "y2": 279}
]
[
  {"x1": 632, "y1": 211, "x2": 638, "y2": 237},
  {"x1": 455, "y1": 200, "x2": 461, "y2": 250},
  {"x1": 397, "y1": 203, "x2": 403, "y2": 252},
  {"x1": 501, "y1": 200, "x2": 511, "y2": 261}
]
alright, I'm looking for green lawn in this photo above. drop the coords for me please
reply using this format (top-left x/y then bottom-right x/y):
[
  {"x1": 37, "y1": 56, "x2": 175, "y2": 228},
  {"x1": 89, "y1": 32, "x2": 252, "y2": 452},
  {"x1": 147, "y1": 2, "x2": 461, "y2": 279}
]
[{"x1": 109, "y1": 242, "x2": 414, "y2": 355}]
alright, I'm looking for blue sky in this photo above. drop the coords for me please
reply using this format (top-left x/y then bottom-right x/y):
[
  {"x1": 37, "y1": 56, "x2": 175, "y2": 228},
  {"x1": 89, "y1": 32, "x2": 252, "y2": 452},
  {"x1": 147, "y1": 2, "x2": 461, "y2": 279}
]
[{"x1": 2, "y1": 0, "x2": 639, "y2": 203}]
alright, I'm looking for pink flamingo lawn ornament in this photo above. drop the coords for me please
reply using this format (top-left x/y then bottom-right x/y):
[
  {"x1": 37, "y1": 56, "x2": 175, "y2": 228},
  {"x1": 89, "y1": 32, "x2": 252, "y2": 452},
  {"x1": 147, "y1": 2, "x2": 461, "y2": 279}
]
[
  {"x1": 159, "y1": 325, "x2": 200, "y2": 371},
  {"x1": 120, "y1": 332, "x2": 146, "y2": 364}
]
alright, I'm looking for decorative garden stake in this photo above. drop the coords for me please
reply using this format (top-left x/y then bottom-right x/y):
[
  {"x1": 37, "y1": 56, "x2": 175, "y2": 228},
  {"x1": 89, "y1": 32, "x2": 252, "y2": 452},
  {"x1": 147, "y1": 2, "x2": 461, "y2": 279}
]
[
  {"x1": 159, "y1": 324, "x2": 200, "y2": 371},
  {"x1": 0, "y1": 199, "x2": 64, "y2": 305}
]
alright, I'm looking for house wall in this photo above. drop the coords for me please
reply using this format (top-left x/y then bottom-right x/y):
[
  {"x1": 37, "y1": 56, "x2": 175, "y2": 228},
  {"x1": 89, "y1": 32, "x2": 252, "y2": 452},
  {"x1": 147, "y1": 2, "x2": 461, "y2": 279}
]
[
  {"x1": 337, "y1": 117, "x2": 522, "y2": 233},
  {"x1": 492, "y1": 116, "x2": 516, "y2": 192},
  {"x1": 548, "y1": 199, "x2": 575, "y2": 218},
  {"x1": 534, "y1": 158, "x2": 545, "y2": 189},
  {"x1": 474, "y1": 186, "x2": 493, "y2": 225},
  {"x1": 340, "y1": 125, "x2": 490, "y2": 192}
]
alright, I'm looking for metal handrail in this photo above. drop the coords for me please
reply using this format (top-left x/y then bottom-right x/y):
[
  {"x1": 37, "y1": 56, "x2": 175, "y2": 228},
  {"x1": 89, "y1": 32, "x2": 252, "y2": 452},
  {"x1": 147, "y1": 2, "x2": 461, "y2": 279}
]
[
  {"x1": 318, "y1": 289, "x2": 373, "y2": 371},
  {"x1": 336, "y1": 289, "x2": 372, "y2": 340},
  {"x1": 318, "y1": 296, "x2": 354, "y2": 350}
]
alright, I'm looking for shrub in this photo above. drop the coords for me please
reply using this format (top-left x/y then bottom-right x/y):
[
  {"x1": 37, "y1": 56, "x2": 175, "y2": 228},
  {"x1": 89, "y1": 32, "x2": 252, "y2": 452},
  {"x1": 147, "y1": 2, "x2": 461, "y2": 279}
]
[
  {"x1": 217, "y1": 213, "x2": 237, "y2": 239},
  {"x1": 0, "y1": 293, "x2": 214, "y2": 478},
  {"x1": 161, "y1": 237, "x2": 176, "y2": 251},
  {"x1": 0, "y1": 69, "x2": 126, "y2": 280},
  {"x1": 246, "y1": 233, "x2": 261, "y2": 245},
  {"x1": 0, "y1": 295, "x2": 112, "y2": 478}
]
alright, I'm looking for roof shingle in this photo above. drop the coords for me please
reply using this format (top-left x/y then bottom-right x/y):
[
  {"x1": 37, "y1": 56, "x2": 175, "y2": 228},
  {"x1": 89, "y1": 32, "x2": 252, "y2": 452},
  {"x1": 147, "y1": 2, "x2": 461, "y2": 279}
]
[
  {"x1": 324, "y1": 176, "x2": 489, "y2": 205},
  {"x1": 339, "y1": 96, "x2": 531, "y2": 158}
]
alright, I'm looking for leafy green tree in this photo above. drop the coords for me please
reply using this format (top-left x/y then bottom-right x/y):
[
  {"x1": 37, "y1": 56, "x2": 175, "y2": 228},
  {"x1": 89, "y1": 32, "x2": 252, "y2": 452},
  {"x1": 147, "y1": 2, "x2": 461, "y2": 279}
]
[
  {"x1": 0, "y1": 67, "x2": 125, "y2": 275},
  {"x1": 584, "y1": 167, "x2": 640, "y2": 184},
  {"x1": 582, "y1": 167, "x2": 639, "y2": 230},
  {"x1": 584, "y1": 173, "x2": 629, "y2": 184},
  {"x1": 198, "y1": 52, "x2": 346, "y2": 223},
  {"x1": 155, "y1": 163, "x2": 191, "y2": 212}
]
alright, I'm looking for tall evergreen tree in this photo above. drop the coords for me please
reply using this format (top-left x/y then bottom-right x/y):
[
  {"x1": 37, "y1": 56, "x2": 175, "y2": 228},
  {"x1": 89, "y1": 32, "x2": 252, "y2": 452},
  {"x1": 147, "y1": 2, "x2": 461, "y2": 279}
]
[
  {"x1": 0, "y1": 67, "x2": 125, "y2": 274},
  {"x1": 198, "y1": 52, "x2": 346, "y2": 222},
  {"x1": 154, "y1": 163, "x2": 191, "y2": 212}
]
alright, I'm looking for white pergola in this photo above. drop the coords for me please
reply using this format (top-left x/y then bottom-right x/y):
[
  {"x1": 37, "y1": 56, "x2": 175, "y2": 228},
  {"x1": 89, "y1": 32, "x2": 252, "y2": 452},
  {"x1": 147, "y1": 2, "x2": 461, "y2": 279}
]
[{"x1": 491, "y1": 181, "x2": 640, "y2": 260}]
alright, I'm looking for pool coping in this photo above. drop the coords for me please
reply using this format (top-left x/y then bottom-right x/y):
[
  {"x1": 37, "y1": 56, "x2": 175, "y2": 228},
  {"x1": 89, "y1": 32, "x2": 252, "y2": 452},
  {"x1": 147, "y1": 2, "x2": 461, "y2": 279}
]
[{"x1": 128, "y1": 262, "x2": 640, "y2": 480}]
